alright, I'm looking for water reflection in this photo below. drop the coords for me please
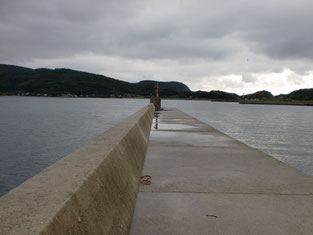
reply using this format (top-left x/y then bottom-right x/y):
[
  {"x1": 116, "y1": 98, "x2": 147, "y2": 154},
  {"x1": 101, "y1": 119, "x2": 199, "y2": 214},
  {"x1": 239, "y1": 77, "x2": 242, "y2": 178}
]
[{"x1": 154, "y1": 113, "x2": 159, "y2": 129}]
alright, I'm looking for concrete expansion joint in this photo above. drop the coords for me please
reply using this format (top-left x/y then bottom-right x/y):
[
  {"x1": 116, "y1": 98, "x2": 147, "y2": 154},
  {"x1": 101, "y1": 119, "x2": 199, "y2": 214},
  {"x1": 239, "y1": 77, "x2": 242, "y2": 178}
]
[{"x1": 138, "y1": 190, "x2": 313, "y2": 196}]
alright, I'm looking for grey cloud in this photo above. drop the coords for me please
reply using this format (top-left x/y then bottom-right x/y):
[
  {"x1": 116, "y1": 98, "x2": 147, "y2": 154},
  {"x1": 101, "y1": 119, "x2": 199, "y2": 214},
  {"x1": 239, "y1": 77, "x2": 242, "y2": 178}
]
[
  {"x1": 0, "y1": 0, "x2": 243, "y2": 62},
  {"x1": 242, "y1": 73, "x2": 257, "y2": 84},
  {"x1": 235, "y1": 0, "x2": 313, "y2": 60},
  {"x1": 287, "y1": 72, "x2": 305, "y2": 85},
  {"x1": 1, "y1": 0, "x2": 313, "y2": 93}
]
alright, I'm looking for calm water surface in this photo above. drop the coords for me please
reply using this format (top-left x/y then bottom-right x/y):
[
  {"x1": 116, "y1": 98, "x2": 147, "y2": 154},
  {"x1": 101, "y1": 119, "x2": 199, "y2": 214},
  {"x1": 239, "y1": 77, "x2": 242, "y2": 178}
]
[{"x1": 1, "y1": 97, "x2": 312, "y2": 196}]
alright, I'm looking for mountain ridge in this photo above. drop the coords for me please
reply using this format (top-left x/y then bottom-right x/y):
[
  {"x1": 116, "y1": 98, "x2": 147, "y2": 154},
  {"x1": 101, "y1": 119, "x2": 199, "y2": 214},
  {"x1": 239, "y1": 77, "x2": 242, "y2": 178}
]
[
  {"x1": 1, "y1": 64, "x2": 312, "y2": 100},
  {"x1": 0, "y1": 64, "x2": 190, "y2": 98}
]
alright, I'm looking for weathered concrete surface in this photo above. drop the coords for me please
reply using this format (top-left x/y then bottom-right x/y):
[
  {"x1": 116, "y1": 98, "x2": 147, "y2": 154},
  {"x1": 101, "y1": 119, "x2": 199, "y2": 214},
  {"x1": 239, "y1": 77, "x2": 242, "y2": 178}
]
[
  {"x1": 130, "y1": 108, "x2": 313, "y2": 235},
  {"x1": 0, "y1": 104, "x2": 155, "y2": 235}
]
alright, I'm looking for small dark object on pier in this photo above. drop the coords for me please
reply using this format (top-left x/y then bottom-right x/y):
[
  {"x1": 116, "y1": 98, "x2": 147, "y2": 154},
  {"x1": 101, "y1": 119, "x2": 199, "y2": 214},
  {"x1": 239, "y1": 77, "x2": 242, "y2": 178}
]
[{"x1": 140, "y1": 175, "x2": 152, "y2": 185}]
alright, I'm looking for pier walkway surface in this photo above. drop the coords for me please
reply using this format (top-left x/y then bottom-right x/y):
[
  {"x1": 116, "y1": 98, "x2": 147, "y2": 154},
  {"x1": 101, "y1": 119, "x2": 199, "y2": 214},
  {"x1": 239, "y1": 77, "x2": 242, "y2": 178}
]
[{"x1": 130, "y1": 108, "x2": 313, "y2": 235}]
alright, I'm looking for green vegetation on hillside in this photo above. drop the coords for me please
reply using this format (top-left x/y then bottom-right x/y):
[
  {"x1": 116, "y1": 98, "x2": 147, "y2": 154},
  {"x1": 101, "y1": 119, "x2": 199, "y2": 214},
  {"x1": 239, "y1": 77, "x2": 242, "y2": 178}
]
[
  {"x1": 240, "y1": 89, "x2": 313, "y2": 106},
  {"x1": 1, "y1": 64, "x2": 312, "y2": 101},
  {"x1": 244, "y1": 90, "x2": 273, "y2": 99},
  {"x1": 287, "y1": 89, "x2": 313, "y2": 100},
  {"x1": 0, "y1": 64, "x2": 191, "y2": 98},
  {"x1": 243, "y1": 89, "x2": 313, "y2": 101},
  {"x1": 0, "y1": 64, "x2": 238, "y2": 100},
  {"x1": 191, "y1": 90, "x2": 238, "y2": 100}
]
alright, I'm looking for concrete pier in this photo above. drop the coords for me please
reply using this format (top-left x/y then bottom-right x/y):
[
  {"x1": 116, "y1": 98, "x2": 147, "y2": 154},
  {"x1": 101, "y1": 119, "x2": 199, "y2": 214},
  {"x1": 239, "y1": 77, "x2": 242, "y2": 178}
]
[{"x1": 130, "y1": 108, "x2": 313, "y2": 235}]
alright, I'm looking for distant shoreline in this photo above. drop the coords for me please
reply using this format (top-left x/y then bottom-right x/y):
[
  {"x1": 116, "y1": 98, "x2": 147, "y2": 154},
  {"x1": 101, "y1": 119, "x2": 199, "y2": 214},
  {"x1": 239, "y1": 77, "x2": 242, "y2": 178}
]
[
  {"x1": 239, "y1": 99, "x2": 313, "y2": 106},
  {"x1": 2, "y1": 95, "x2": 313, "y2": 106},
  {"x1": 0, "y1": 94, "x2": 237, "y2": 102}
]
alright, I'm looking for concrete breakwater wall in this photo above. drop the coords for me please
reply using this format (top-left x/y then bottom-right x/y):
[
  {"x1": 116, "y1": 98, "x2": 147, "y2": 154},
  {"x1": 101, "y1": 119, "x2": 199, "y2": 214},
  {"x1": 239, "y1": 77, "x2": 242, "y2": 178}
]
[{"x1": 0, "y1": 104, "x2": 155, "y2": 235}]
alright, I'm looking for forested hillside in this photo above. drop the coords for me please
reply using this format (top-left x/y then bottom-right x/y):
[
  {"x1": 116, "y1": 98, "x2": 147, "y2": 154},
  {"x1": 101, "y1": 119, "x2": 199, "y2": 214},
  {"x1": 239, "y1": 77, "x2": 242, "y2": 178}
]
[
  {"x1": 0, "y1": 64, "x2": 239, "y2": 100},
  {"x1": 0, "y1": 64, "x2": 189, "y2": 98}
]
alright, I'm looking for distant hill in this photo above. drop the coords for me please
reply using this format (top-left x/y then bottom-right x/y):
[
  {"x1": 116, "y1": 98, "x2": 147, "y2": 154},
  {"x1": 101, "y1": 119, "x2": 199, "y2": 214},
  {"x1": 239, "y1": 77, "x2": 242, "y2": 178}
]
[
  {"x1": 137, "y1": 80, "x2": 190, "y2": 93},
  {"x1": 286, "y1": 88, "x2": 313, "y2": 100},
  {"x1": 192, "y1": 90, "x2": 239, "y2": 100},
  {"x1": 135, "y1": 80, "x2": 191, "y2": 98},
  {"x1": 0, "y1": 64, "x2": 190, "y2": 98},
  {"x1": 243, "y1": 89, "x2": 313, "y2": 101},
  {"x1": 240, "y1": 89, "x2": 313, "y2": 105},
  {"x1": 5, "y1": 64, "x2": 311, "y2": 101},
  {"x1": 0, "y1": 64, "x2": 239, "y2": 100},
  {"x1": 245, "y1": 90, "x2": 273, "y2": 99}
]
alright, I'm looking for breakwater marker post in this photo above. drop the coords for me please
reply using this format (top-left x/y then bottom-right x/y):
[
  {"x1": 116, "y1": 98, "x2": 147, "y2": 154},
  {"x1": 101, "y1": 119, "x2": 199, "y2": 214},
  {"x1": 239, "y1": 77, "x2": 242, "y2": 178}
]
[{"x1": 150, "y1": 83, "x2": 161, "y2": 111}]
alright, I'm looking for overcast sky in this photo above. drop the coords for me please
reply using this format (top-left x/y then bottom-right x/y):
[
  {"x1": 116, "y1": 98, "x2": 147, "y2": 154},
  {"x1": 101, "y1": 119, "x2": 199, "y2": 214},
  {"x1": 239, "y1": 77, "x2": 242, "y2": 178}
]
[{"x1": 1, "y1": 0, "x2": 313, "y2": 95}]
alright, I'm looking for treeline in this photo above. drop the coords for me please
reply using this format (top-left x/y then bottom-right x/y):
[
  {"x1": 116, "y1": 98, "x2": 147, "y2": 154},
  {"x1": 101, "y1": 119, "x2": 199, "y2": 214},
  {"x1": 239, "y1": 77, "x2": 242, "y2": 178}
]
[
  {"x1": 243, "y1": 89, "x2": 313, "y2": 101},
  {"x1": 0, "y1": 64, "x2": 238, "y2": 100},
  {"x1": 1, "y1": 64, "x2": 312, "y2": 100},
  {"x1": 287, "y1": 89, "x2": 313, "y2": 100},
  {"x1": 0, "y1": 64, "x2": 190, "y2": 98}
]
